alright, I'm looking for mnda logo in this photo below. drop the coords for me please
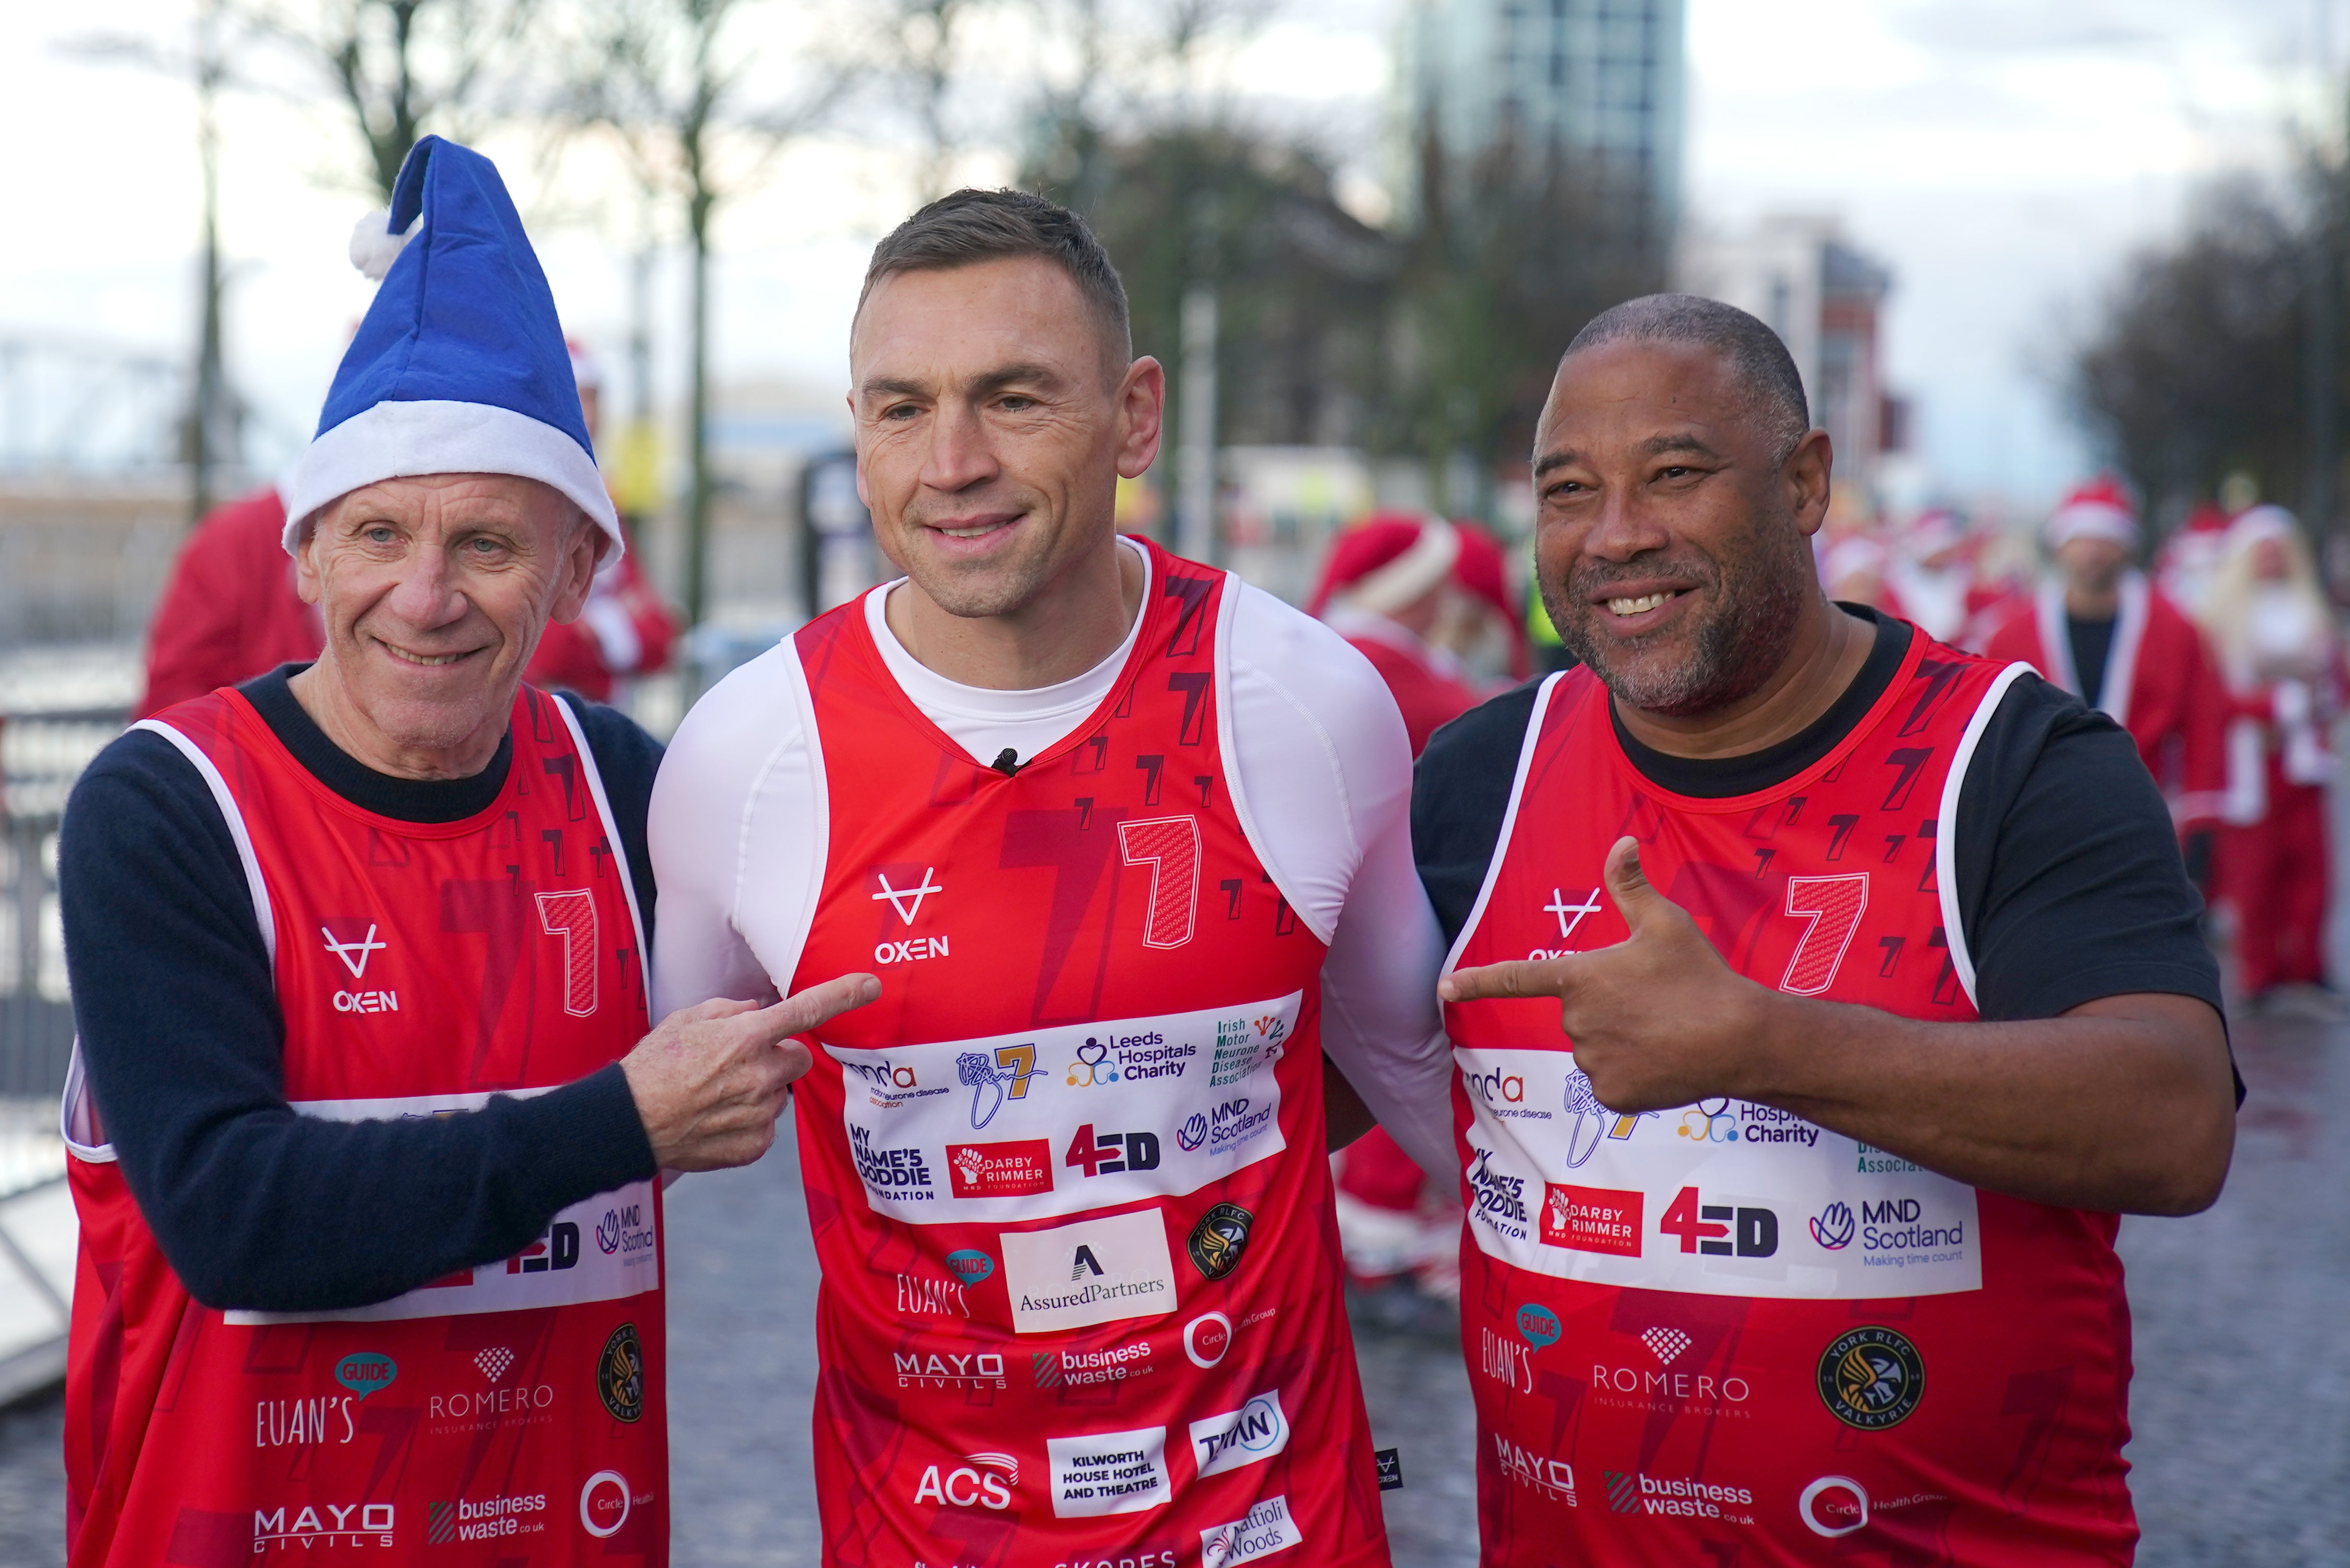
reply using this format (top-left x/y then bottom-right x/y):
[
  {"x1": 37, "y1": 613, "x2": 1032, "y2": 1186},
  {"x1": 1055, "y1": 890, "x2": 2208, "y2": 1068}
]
[
  {"x1": 1817, "y1": 1325, "x2": 1924, "y2": 1431},
  {"x1": 1187, "y1": 1203, "x2": 1253, "y2": 1281},
  {"x1": 596, "y1": 1323, "x2": 645, "y2": 1424}
]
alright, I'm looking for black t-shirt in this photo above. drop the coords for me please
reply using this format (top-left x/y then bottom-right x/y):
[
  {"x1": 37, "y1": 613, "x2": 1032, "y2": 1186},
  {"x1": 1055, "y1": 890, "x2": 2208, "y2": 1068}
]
[
  {"x1": 1413, "y1": 610, "x2": 2224, "y2": 1028},
  {"x1": 2068, "y1": 614, "x2": 2117, "y2": 709},
  {"x1": 59, "y1": 666, "x2": 664, "y2": 1313}
]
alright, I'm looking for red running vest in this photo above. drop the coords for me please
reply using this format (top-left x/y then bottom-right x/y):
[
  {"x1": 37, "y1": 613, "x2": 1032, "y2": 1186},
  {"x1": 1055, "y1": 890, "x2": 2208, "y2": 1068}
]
[
  {"x1": 62, "y1": 685, "x2": 665, "y2": 1566},
  {"x1": 786, "y1": 539, "x2": 1389, "y2": 1568},
  {"x1": 1441, "y1": 636, "x2": 2137, "y2": 1566}
]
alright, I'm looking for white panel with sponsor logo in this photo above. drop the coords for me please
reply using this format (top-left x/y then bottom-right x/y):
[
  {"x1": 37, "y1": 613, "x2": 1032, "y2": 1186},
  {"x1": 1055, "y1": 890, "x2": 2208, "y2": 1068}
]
[
  {"x1": 1000, "y1": 1208, "x2": 1179, "y2": 1334},
  {"x1": 1456, "y1": 1046, "x2": 1980, "y2": 1298},
  {"x1": 830, "y1": 993, "x2": 1298, "y2": 1225},
  {"x1": 226, "y1": 1088, "x2": 658, "y2": 1325},
  {"x1": 1046, "y1": 1425, "x2": 1172, "y2": 1517}
]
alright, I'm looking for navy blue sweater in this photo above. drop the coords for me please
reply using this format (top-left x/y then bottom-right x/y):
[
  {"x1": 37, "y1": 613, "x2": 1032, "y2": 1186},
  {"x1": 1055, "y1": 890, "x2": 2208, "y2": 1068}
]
[{"x1": 59, "y1": 667, "x2": 663, "y2": 1313}]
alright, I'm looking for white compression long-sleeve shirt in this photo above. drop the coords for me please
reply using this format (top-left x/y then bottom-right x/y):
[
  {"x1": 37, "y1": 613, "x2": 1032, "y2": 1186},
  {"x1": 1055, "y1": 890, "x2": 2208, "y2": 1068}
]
[{"x1": 648, "y1": 539, "x2": 1455, "y2": 1180}]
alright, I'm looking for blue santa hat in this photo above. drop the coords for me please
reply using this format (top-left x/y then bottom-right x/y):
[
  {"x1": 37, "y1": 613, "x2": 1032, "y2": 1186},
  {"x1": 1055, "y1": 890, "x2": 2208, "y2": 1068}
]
[{"x1": 282, "y1": 135, "x2": 621, "y2": 559}]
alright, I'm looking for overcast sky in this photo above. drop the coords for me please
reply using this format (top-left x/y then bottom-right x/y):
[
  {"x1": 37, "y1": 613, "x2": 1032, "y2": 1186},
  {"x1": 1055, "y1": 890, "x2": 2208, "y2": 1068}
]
[{"x1": 1, "y1": 0, "x2": 2338, "y2": 510}]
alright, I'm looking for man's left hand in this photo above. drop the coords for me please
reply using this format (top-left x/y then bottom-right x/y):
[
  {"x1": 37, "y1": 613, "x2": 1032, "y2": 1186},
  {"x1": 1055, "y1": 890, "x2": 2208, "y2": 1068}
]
[{"x1": 1439, "y1": 835, "x2": 1768, "y2": 1112}]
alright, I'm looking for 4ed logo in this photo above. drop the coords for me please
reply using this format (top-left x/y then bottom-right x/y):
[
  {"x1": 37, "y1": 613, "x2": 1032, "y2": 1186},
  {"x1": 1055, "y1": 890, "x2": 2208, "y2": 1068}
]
[{"x1": 957, "y1": 1044, "x2": 1041, "y2": 1129}]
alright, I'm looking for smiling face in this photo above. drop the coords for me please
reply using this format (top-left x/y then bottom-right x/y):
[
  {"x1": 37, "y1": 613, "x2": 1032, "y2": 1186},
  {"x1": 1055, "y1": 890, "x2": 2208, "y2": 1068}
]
[
  {"x1": 1530, "y1": 338, "x2": 1830, "y2": 718},
  {"x1": 296, "y1": 472, "x2": 598, "y2": 775},
  {"x1": 849, "y1": 256, "x2": 1160, "y2": 622}
]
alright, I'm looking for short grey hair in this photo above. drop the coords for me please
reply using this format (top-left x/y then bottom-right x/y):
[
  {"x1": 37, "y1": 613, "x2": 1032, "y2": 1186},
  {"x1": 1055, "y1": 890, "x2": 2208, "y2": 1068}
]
[
  {"x1": 858, "y1": 188, "x2": 1133, "y2": 372},
  {"x1": 1563, "y1": 293, "x2": 1811, "y2": 463}
]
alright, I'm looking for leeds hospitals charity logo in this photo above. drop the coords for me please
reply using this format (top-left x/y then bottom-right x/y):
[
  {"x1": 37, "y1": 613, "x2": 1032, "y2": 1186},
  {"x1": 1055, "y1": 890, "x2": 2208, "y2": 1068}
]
[{"x1": 320, "y1": 919, "x2": 387, "y2": 979}]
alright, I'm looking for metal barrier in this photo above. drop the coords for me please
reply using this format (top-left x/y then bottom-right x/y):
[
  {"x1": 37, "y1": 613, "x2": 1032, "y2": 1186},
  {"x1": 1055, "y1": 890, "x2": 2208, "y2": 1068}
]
[{"x1": 0, "y1": 705, "x2": 125, "y2": 1201}]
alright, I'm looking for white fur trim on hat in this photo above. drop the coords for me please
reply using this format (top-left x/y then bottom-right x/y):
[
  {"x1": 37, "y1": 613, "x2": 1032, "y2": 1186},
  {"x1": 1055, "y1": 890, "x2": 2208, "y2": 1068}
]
[
  {"x1": 281, "y1": 399, "x2": 623, "y2": 561},
  {"x1": 2044, "y1": 499, "x2": 2138, "y2": 550},
  {"x1": 349, "y1": 210, "x2": 419, "y2": 283},
  {"x1": 1339, "y1": 518, "x2": 1461, "y2": 618}
]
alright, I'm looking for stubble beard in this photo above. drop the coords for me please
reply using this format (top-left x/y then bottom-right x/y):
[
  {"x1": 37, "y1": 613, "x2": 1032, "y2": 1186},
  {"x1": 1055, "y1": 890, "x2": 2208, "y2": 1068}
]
[{"x1": 1542, "y1": 518, "x2": 1816, "y2": 719}]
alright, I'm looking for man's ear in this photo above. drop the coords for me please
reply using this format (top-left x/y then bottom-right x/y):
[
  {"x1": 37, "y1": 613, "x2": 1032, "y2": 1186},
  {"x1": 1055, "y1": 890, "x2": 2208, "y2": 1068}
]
[
  {"x1": 1785, "y1": 429, "x2": 1835, "y2": 539},
  {"x1": 1116, "y1": 355, "x2": 1167, "y2": 480},
  {"x1": 548, "y1": 512, "x2": 602, "y2": 624},
  {"x1": 292, "y1": 512, "x2": 325, "y2": 606}
]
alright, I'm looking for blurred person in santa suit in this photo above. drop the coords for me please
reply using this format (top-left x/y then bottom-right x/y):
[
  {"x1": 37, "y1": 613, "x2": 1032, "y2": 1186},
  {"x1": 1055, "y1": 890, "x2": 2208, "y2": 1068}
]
[
  {"x1": 138, "y1": 340, "x2": 675, "y2": 716},
  {"x1": 1985, "y1": 476, "x2": 2229, "y2": 837},
  {"x1": 2158, "y1": 499, "x2": 2240, "y2": 622},
  {"x1": 2201, "y1": 505, "x2": 2347, "y2": 1016},
  {"x1": 1887, "y1": 505, "x2": 2008, "y2": 647},
  {"x1": 1308, "y1": 512, "x2": 1501, "y2": 754},
  {"x1": 1819, "y1": 530, "x2": 1908, "y2": 620}
]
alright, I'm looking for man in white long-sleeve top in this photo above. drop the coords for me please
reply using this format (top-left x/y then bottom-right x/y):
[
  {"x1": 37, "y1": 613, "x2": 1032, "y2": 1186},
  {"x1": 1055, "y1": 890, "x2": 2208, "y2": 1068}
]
[{"x1": 648, "y1": 189, "x2": 1449, "y2": 1566}]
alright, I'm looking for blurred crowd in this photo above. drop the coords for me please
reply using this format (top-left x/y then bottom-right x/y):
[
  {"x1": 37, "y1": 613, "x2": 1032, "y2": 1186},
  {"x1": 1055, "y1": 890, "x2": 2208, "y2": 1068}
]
[{"x1": 1320, "y1": 477, "x2": 2349, "y2": 1305}]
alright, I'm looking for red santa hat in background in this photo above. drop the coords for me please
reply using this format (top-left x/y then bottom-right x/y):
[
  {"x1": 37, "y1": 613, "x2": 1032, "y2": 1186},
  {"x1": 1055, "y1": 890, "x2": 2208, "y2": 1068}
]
[
  {"x1": 1899, "y1": 506, "x2": 1966, "y2": 562},
  {"x1": 2044, "y1": 476, "x2": 2140, "y2": 550},
  {"x1": 1308, "y1": 512, "x2": 1461, "y2": 618},
  {"x1": 1447, "y1": 521, "x2": 1533, "y2": 679}
]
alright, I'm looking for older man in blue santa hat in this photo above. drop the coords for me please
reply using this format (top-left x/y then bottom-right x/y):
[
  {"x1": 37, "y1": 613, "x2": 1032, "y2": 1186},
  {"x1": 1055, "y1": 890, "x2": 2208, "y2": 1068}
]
[{"x1": 55, "y1": 136, "x2": 873, "y2": 1565}]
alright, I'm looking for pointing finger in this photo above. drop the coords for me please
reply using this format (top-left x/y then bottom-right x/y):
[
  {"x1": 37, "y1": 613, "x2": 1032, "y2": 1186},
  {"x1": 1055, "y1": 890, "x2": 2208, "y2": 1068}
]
[
  {"x1": 1441, "y1": 958, "x2": 1573, "y2": 1004},
  {"x1": 754, "y1": 973, "x2": 881, "y2": 1042}
]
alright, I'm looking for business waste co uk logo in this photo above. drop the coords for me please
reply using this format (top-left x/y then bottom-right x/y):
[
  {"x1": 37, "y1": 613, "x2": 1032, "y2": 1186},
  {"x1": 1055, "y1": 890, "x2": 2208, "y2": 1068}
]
[
  {"x1": 1817, "y1": 1325, "x2": 1924, "y2": 1431},
  {"x1": 1603, "y1": 1471, "x2": 1640, "y2": 1514},
  {"x1": 1810, "y1": 1202, "x2": 1857, "y2": 1250}
]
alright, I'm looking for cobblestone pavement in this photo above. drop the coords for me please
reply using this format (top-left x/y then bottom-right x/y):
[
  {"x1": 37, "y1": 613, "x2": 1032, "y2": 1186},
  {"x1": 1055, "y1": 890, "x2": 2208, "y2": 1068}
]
[{"x1": 0, "y1": 1020, "x2": 2341, "y2": 1565}]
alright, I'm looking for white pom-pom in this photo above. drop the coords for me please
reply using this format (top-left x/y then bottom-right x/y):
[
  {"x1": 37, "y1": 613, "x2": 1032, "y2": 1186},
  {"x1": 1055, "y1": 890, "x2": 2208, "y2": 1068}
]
[{"x1": 348, "y1": 210, "x2": 418, "y2": 282}]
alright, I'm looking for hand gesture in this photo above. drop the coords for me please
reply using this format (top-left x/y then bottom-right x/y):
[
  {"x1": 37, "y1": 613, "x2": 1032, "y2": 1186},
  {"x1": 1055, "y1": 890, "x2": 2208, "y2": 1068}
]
[
  {"x1": 1440, "y1": 836, "x2": 1765, "y2": 1113},
  {"x1": 621, "y1": 974, "x2": 880, "y2": 1171}
]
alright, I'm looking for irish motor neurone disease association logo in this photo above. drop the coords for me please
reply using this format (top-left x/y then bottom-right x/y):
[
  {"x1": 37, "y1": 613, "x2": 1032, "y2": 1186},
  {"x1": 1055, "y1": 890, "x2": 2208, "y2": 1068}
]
[
  {"x1": 596, "y1": 1323, "x2": 645, "y2": 1423},
  {"x1": 1817, "y1": 1326, "x2": 1925, "y2": 1431}
]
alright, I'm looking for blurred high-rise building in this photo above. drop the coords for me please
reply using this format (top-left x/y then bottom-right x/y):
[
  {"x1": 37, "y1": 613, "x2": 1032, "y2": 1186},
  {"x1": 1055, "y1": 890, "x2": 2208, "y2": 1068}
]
[{"x1": 1396, "y1": 0, "x2": 1686, "y2": 255}]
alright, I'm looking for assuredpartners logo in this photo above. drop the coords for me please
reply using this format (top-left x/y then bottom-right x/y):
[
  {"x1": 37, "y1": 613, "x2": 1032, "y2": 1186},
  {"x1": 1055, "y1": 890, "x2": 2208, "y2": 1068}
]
[
  {"x1": 1000, "y1": 1210, "x2": 1177, "y2": 1334},
  {"x1": 253, "y1": 1503, "x2": 395, "y2": 1550},
  {"x1": 1600, "y1": 1471, "x2": 1755, "y2": 1524}
]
